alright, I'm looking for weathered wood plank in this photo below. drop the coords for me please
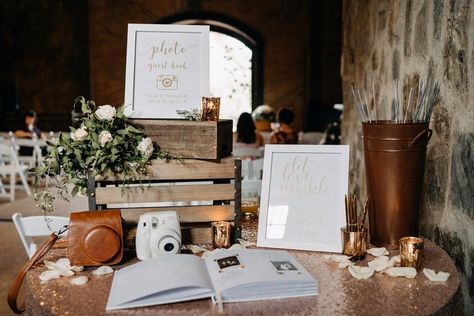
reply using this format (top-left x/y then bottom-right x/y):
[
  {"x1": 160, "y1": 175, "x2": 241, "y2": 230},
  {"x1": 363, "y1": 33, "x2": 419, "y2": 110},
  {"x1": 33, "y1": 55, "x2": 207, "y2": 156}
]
[
  {"x1": 132, "y1": 119, "x2": 233, "y2": 159},
  {"x1": 95, "y1": 183, "x2": 235, "y2": 204},
  {"x1": 96, "y1": 157, "x2": 237, "y2": 181},
  {"x1": 120, "y1": 205, "x2": 235, "y2": 223}
]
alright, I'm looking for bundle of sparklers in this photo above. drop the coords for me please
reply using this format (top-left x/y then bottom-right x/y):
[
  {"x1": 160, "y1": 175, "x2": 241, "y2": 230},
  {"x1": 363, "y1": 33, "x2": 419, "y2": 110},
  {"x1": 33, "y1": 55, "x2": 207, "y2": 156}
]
[
  {"x1": 351, "y1": 77, "x2": 441, "y2": 123},
  {"x1": 345, "y1": 194, "x2": 369, "y2": 232}
]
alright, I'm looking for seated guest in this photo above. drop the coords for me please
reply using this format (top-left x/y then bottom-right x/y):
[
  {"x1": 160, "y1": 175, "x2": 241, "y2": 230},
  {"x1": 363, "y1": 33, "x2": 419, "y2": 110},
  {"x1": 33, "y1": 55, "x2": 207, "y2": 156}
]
[
  {"x1": 233, "y1": 112, "x2": 264, "y2": 149},
  {"x1": 269, "y1": 107, "x2": 298, "y2": 144},
  {"x1": 15, "y1": 110, "x2": 44, "y2": 139},
  {"x1": 15, "y1": 110, "x2": 45, "y2": 156}
]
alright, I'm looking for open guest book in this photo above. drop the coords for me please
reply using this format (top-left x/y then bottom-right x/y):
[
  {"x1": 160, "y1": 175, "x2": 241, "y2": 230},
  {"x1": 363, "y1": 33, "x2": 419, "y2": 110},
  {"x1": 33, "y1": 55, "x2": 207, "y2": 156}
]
[{"x1": 106, "y1": 249, "x2": 318, "y2": 310}]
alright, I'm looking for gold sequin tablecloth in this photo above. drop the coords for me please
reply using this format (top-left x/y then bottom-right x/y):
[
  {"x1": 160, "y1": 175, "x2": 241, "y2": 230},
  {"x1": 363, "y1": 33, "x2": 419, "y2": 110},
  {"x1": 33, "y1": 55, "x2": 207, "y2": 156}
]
[{"x1": 24, "y1": 218, "x2": 462, "y2": 315}]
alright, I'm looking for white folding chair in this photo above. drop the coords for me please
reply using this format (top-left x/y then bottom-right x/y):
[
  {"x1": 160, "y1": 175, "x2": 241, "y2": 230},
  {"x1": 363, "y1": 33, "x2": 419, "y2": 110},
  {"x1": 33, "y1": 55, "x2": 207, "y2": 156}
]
[
  {"x1": 299, "y1": 132, "x2": 325, "y2": 144},
  {"x1": 12, "y1": 213, "x2": 69, "y2": 258},
  {"x1": 240, "y1": 158, "x2": 253, "y2": 179},
  {"x1": 0, "y1": 142, "x2": 32, "y2": 201},
  {"x1": 251, "y1": 158, "x2": 264, "y2": 180},
  {"x1": 242, "y1": 179, "x2": 262, "y2": 199},
  {"x1": 12, "y1": 137, "x2": 45, "y2": 168},
  {"x1": 233, "y1": 147, "x2": 262, "y2": 159}
]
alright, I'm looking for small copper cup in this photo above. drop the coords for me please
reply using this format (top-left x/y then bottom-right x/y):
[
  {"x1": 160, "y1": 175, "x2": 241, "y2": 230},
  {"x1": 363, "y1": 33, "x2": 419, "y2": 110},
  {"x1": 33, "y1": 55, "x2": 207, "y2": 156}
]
[
  {"x1": 201, "y1": 97, "x2": 220, "y2": 121},
  {"x1": 341, "y1": 225, "x2": 367, "y2": 259},
  {"x1": 399, "y1": 236, "x2": 424, "y2": 268},
  {"x1": 211, "y1": 221, "x2": 232, "y2": 248}
]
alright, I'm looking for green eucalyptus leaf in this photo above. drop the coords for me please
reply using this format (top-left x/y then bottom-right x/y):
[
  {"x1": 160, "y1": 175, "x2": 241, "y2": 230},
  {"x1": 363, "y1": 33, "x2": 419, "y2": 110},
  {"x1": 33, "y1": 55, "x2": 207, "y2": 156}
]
[{"x1": 71, "y1": 185, "x2": 79, "y2": 197}]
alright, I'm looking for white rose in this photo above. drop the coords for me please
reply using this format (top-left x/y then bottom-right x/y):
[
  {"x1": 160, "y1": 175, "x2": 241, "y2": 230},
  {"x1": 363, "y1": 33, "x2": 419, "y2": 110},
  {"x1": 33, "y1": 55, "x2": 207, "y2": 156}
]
[
  {"x1": 73, "y1": 127, "x2": 88, "y2": 141},
  {"x1": 137, "y1": 137, "x2": 154, "y2": 158},
  {"x1": 95, "y1": 105, "x2": 116, "y2": 121},
  {"x1": 98, "y1": 131, "x2": 112, "y2": 147}
]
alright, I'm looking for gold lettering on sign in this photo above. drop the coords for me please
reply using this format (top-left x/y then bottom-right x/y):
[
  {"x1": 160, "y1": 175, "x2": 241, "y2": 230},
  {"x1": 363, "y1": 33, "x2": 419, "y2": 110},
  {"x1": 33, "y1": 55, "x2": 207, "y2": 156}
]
[
  {"x1": 140, "y1": 41, "x2": 197, "y2": 72},
  {"x1": 280, "y1": 155, "x2": 329, "y2": 200}
]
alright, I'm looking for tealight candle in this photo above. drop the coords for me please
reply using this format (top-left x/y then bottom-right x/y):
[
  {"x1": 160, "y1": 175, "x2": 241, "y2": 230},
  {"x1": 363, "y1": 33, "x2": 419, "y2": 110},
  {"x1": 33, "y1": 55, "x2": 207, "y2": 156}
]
[
  {"x1": 211, "y1": 221, "x2": 232, "y2": 248},
  {"x1": 399, "y1": 236, "x2": 424, "y2": 268},
  {"x1": 201, "y1": 97, "x2": 220, "y2": 121}
]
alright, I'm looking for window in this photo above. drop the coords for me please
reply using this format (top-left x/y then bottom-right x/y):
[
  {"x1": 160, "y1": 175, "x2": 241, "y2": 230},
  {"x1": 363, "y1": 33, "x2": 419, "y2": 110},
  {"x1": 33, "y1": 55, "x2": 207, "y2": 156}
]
[
  {"x1": 210, "y1": 31, "x2": 252, "y2": 127},
  {"x1": 159, "y1": 12, "x2": 263, "y2": 128}
]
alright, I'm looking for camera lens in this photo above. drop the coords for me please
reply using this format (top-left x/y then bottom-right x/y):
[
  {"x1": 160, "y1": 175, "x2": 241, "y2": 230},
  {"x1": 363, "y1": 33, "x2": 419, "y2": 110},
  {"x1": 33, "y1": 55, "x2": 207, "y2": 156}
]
[{"x1": 164, "y1": 243, "x2": 175, "y2": 252}]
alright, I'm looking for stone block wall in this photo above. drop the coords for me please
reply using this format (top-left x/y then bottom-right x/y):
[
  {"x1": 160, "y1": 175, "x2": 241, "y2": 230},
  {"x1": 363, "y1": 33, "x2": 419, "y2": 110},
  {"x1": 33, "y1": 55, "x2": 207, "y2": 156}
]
[{"x1": 341, "y1": 0, "x2": 474, "y2": 313}]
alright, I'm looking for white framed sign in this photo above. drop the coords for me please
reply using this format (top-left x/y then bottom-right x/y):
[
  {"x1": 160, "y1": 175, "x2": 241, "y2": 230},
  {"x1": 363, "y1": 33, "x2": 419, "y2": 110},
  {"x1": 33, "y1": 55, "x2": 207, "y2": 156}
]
[
  {"x1": 124, "y1": 24, "x2": 210, "y2": 118},
  {"x1": 257, "y1": 145, "x2": 350, "y2": 253}
]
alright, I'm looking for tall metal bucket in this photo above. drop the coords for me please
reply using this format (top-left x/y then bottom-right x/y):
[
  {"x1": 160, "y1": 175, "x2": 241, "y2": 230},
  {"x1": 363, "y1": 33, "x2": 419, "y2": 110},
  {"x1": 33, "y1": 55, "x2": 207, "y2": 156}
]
[{"x1": 362, "y1": 121, "x2": 432, "y2": 249}]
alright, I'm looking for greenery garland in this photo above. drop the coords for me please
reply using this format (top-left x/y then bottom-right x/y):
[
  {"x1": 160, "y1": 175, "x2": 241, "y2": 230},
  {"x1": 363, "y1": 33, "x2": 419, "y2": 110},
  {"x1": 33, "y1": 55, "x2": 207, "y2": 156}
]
[{"x1": 34, "y1": 96, "x2": 173, "y2": 213}]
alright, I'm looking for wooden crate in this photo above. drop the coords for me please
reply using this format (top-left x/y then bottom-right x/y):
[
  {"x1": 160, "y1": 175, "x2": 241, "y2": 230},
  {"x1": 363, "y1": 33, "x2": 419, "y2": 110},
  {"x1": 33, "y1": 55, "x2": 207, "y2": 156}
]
[
  {"x1": 88, "y1": 157, "x2": 241, "y2": 245},
  {"x1": 131, "y1": 119, "x2": 233, "y2": 159}
]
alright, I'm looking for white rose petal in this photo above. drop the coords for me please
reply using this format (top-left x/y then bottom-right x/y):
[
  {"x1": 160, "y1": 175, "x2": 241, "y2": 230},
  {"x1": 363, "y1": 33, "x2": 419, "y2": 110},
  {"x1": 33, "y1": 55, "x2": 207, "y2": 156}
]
[
  {"x1": 387, "y1": 255, "x2": 400, "y2": 268},
  {"x1": 71, "y1": 265, "x2": 84, "y2": 272},
  {"x1": 44, "y1": 260, "x2": 56, "y2": 270},
  {"x1": 368, "y1": 256, "x2": 390, "y2": 272},
  {"x1": 329, "y1": 255, "x2": 351, "y2": 263},
  {"x1": 382, "y1": 267, "x2": 417, "y2": 279},
  {"x1": 73, "y1": 127, "x2": 88, "y2": 141},
  {"x1": 55, "y1": 258, "x2": 71, "y2": 269},
  {"x1": 137, "y1": 137, "x2": 154, "y2": 158},
  {"x1": 57, "y1": 268, "x2": 75, "y2": 277},
  {"x1": 187, "y1": 245, "x2": 208, "y2": 254},
  {"x1": 423, "y1": 268, "x2": 450, "y2": 282},
  {"x1": 229, "y1": 243, "x2": 244, "y2": 250},
  {"x1": 92, "y1": 266, "x2": 114, "y2": 276},
  {"x1": 338, "y1": 260, "x2": 354, "y2": 269},
  {"x1": 98, "y1": 130, "x2": 113, "y2": 147},
  {"x1": 367, "y1": 247, "x2": 389, "y2": 257},
  {"x1": 95, "y1": 105, "x2": 116, "y2": 121},
  {"x1": 70, "y1": 276, "x2": 89, "y2": 286},
  {"x1": 348, "y1": 266, "x2": 375, "y2": 280},
  {"x1": 237, "y1": 238, "x2": 256, "y2": 248},
  {"x1": 39, "y1": 270, "x2": 61, "y2": 282}
]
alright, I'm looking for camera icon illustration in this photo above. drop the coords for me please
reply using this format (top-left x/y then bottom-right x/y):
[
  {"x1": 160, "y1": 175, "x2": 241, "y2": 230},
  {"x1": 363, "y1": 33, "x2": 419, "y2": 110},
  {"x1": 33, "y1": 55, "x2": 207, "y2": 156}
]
[{"x1": 157, "y1": 75, "x2": 178, "y2": 90}]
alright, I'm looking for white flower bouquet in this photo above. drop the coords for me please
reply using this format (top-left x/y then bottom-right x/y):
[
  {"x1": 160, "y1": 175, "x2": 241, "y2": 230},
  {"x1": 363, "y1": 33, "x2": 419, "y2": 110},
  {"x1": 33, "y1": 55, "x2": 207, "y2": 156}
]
[{"x1": 34, "y1": 96, "x2": 173, "y2": 213}]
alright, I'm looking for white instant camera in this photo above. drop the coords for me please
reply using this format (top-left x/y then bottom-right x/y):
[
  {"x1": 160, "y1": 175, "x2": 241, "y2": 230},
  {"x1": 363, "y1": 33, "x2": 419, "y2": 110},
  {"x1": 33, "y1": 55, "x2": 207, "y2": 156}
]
[{"x1": 136, "y1": 211, "x2": 181, "y2": 260}]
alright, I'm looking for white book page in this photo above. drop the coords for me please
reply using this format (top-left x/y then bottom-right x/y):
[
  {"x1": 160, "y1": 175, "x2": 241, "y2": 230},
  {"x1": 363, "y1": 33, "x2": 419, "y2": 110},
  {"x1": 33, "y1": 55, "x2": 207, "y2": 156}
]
[
  {"x1": 203, "y1": 249, "x2": 316, "y2": 300},
  {"x1": 107, "y1": 254, "x2": 213, "y2": 310}
]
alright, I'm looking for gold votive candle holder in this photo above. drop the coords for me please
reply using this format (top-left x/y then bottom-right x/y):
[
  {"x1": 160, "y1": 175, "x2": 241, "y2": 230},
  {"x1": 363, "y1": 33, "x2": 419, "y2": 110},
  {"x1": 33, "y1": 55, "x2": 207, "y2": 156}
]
[
  {"x1": 241, "y1": 199, "x2": 259, "y2": 217},
  {"x1": 341, "y1": 225, "x2": 367, "y2": 259},
  {"x1": 399, "y1": 236, "x2": 424, "y2": 268},
  {"x1": 211, "y1": 221, "x2": 232, "y2": 248},
  {"x1": 201, "y1": 97, "x2": 220, "y2": 121}
]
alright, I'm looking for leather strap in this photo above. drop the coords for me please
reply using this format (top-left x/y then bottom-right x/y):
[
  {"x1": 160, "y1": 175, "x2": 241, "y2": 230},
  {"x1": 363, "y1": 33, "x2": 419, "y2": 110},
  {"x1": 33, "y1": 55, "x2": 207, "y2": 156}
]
[{"x1": 7, "y1": 233, "x2": 58, "y2": 314}]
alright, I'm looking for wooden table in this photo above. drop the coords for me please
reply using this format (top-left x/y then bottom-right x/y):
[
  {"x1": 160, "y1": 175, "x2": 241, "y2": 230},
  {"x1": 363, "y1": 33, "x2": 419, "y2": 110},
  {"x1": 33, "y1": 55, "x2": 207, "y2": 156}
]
[{"x1": 24, "y1": 219, "x2": 462, "y2": 315}]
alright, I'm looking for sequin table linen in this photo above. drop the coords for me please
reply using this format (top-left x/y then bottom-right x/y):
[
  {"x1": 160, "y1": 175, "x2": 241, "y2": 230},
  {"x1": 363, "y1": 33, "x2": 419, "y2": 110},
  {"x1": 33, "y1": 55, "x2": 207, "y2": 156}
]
[{"x1": 25, "y1": 219, "x2": 462, "y2": 315}]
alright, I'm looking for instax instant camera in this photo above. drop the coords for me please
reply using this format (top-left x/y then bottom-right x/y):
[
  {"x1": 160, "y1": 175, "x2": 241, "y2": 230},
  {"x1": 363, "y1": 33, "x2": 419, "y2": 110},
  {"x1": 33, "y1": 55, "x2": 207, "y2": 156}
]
[{"x1": 136, "y1": 211, "x2": 181, "y2": 260}]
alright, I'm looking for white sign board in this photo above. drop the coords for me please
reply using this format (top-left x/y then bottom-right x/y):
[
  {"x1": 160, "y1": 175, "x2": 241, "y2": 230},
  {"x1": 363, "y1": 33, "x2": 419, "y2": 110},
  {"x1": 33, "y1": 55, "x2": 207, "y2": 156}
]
[
  {"x1": 257, "y1": 145, "x2": 350, "y2": 253},
  {"x1": 124, "y1": 24, "x2": 210, "y2": 118}
]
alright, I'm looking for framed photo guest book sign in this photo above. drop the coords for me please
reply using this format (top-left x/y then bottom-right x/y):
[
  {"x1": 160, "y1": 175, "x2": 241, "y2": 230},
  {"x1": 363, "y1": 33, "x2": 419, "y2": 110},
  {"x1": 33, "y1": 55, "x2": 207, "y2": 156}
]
[
  {"x1": 124, "y1": 24, "x2": 210, "y2": 118},
  {"x1": 257, "y1": 145, "x2": 350, "y2": 253}
]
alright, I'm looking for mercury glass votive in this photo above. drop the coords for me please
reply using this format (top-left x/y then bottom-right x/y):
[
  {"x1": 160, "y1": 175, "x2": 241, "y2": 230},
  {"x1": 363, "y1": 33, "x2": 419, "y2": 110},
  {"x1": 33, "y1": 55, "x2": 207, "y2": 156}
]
[
  {"x1": 400, "y1": 236, "x2": 424, "y2": 268},
  {"x1": 201, "y1": 97, "x2": 220, "y2": 121},
  {"x1": 211, "y1": 221, "x2": 232, "y2": 248},
  {"x1": 341, "y1": 225, "x2": 367, "y2": 260}
]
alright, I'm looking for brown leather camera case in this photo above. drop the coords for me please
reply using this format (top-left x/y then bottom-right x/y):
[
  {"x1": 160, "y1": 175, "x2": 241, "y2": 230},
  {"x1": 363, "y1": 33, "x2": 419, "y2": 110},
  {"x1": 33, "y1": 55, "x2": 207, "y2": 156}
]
[{"x1": 68, "y1": 210, "x2": 123, "y2": 266}]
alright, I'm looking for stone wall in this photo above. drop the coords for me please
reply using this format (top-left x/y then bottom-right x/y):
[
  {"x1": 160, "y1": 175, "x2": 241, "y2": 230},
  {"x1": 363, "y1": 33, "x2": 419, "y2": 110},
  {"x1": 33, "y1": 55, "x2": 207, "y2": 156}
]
[{"x1": 341, "y1": 0, "x2": 474, "y2": 313}]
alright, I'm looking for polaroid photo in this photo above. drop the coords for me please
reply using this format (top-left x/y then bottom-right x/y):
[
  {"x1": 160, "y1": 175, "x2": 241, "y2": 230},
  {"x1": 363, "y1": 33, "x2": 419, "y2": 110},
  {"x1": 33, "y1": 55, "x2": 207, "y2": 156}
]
[
  {"x1": 271, "y1": 260, "x2": 301, "y2": 274},
  {"x1": 216, "y1": 255, "x2": 241, "y2": 270}
]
